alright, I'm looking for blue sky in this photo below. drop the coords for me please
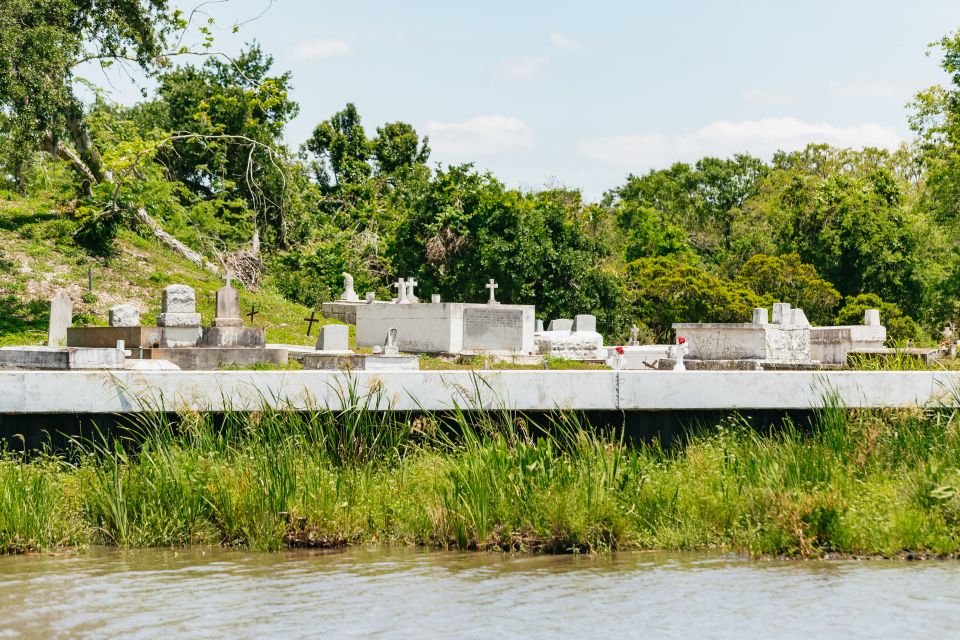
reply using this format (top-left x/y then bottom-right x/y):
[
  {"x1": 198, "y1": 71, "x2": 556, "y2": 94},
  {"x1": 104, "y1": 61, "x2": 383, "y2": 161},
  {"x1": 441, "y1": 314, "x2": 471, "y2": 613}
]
[{"x1": 90, "y1": 0, "x2": 958, "y2": 199}]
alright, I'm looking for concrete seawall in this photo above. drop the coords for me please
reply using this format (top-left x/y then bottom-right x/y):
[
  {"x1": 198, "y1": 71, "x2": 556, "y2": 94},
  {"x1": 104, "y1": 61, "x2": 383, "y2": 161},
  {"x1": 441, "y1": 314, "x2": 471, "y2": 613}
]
[{"x1": 0, "y1": 370, "x2": 957, "y2": 414}]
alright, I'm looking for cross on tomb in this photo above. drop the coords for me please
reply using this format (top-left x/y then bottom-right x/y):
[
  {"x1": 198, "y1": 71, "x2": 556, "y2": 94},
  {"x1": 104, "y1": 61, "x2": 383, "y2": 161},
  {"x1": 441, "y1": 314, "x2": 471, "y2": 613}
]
[
  {"x1": 303, "y1": 310, "x2": 318, "y2": 335},
  {"x1": 485, "y1": 279, "x2": 499, "y2": 304},
  {"x1": 392, "y1": 278, "x2": 407, "y2": 303},
  {"x1": 246, "y1": 304, "x2": 259, "y2": 324},
  {"x1": 406, "y1": 277, "x2": 418, "y2": 300}
]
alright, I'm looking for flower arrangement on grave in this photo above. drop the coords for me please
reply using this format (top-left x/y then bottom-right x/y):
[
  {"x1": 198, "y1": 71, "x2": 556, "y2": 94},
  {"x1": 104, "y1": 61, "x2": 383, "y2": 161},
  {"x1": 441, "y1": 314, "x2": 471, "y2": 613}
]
[{"x1": 615, "y1": 346, "x2": 625, "y2": 355}]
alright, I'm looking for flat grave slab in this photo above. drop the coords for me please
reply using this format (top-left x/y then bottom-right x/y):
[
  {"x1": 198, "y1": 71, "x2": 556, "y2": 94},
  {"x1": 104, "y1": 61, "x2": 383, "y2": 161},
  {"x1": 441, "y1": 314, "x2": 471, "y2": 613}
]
[{"x1": 0, "y1": 346, "x2": 124, "y2": 370}]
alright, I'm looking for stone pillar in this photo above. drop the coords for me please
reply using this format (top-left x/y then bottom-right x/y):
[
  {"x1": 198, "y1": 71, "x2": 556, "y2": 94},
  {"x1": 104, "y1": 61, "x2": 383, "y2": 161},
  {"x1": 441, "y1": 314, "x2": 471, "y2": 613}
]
[
  {"x1": 864, "y1": 309, "x2": 881, "y2": 327},
  {"x1": 156, "y1": 284, "x2": 201, "y2": 327},
  {"x1": 752, "y1": 308, "x2": 769, "y2": 325},
  {"x1": 772, "y1": 302, "x2": 791, "y2": 324}
]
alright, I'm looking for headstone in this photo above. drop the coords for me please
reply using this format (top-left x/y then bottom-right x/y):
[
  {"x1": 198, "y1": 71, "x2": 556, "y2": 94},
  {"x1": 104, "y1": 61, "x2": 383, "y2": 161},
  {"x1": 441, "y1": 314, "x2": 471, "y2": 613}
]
[
  {"x1": 787, "y1": 308, "x2": 810, "y2": 327},
  {"x1": 406, "y1": 278, "x2": 419, "y2": 303},
  {"x1": 752, "y1": 308, "x2": 769, "y2": 325},
  {"x1": 572, "y1": 314, "x2": 597, "y2": 332},
  {"x1": 213, "y1": 275, "x2": 242, "y2": 327},
  {"x1": 431, "y1": 294, "x2": 441, "y2": 304},
  {"x1": 109, "y1": 303, "x2": 140, "y2": 327},
  {"x1": 463, "y1": 307, "x2": 525, "y2": 351},
  {"x1": 864, "y1": 309, "x2": 881, "y2": 327},
  {"x1": 366, "y1": 292, "x2": 376, "y2": 303},
  {"x1": 340, "y1": 272, "x2": 360, "y2": 302},
  {"x1": 156, "y1": 284, "x2": 201, "y2": 327},
  {"x1": 772, "y1": 302, "x2": 791, "y2": 324},
  {"x1": 547, "y1": 319, "x2": 573, "y2": 332},
  {"x1": 384, "y1": 327, "x2": 399, "y2": 356},
  {"x1": 316, "y1": 324, "x2": 351, "y2": 352},
  {"x1": 48, "y1": 292, "x2": 72, "y2": 346},
  {"x1": 485, "y1": 279, "x2": 499, "y2": 305},
  {"x1": 629, "y1": 325, "x2": 640, "y2": 346},
  {"x1": 393, "y1": 278, "x2": 407, "y2": 304},
  {"x1": 535, "y1": 319, "x2": 544, "y2": 332}
]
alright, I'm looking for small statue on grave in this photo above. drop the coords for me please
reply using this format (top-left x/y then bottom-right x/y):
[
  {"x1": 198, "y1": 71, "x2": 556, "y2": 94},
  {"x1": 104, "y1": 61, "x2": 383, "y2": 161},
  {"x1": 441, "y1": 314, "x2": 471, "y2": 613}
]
[
  {"x1": 384, "y1": 327, "x2": 399, "y2": 356},
  {"x1": 672, "y1": 336, "x2": 688, "y2": 371},
  {"x1": 628, "y1": 324, "x2": 640, "y2": 347},
  {"x1": 340, "y1": 272, "x2": 360, "y2": 302}
]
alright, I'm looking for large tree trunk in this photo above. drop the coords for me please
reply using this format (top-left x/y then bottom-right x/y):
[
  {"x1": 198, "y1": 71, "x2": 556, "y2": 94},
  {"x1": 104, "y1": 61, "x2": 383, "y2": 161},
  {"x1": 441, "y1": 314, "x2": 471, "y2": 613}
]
[
  {"x1": 66, "y1": 100, "x2": 105, "y2": 184},
  {"x1": 43, "y1": 134, "x2": 96, "y2": 196}
]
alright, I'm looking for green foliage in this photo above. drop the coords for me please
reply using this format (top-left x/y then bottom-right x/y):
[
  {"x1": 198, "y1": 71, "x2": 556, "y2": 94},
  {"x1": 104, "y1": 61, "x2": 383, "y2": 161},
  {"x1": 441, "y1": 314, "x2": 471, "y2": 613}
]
[
  {"x1": 836, "y1": 293, "x2": 923, "y2": 343},
  {"x1": 625, "y1": 256, "x2": 766, "y2": 340},
  {"x1": 736, "y1": 253, "x2": 841, "y2": 325}
]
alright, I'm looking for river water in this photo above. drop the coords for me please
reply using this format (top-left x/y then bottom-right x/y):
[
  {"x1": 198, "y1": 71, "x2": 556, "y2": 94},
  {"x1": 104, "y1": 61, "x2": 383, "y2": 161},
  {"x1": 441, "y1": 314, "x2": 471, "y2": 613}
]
[{"x1": 0, "y1": 547, "x2": 958, "y2": 638}]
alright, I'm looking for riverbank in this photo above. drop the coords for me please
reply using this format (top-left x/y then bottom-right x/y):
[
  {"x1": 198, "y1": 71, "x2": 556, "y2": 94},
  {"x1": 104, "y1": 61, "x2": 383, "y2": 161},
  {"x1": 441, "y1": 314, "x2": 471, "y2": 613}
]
[{"x1": 3, "y1": 402, "x2": 960, "y2": 558}]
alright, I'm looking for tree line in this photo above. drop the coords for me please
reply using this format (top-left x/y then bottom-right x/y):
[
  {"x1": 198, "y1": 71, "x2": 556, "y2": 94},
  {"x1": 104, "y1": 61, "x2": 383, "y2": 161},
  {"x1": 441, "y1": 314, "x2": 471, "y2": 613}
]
[{"x1": 2, "y1": 2, "x2": 960, "y2": 343}]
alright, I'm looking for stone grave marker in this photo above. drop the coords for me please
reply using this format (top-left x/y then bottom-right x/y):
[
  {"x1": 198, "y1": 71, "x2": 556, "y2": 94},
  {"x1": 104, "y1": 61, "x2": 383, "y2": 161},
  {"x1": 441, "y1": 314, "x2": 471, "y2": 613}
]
[
  {"x1": 572, "y1": 314, "x2": 597, "y2": 332},
  {"x1": 485, "y1": 279, "x2": 499, "y2": 305},
  {"x1": 406, "y1": 278, "x2": 419, "y2": 303},
  {"x1": 317, "y1": 324, "x2": 351, "y2": 352},
  {"x1": 462, "y1": 306, "x2": 524, "y2": 351},
  {"x1": 48, "y1": 291, "x2": 72, "y2": 346},
  {"x1": 109, "y1": 303, "x2": 140, "y2": 327},
  {"x1": 156, "y1": 284, "x2": 201, "y2": 327},
  {"x1": 213, "y1": 274, "x2": 242, "y2": 327},
  {"x1": 384, "y1": 327, "x2": 399, "y2": 356},
  {"x1": 547, "y1": 319, "x2": 573, "y2": 332}
]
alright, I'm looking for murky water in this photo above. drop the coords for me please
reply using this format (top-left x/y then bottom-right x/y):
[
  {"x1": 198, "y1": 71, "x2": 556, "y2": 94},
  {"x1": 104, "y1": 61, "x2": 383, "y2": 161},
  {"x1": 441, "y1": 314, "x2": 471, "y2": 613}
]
[{"x1": 0, "y1": 547, "x2": 959, "y2": 639}]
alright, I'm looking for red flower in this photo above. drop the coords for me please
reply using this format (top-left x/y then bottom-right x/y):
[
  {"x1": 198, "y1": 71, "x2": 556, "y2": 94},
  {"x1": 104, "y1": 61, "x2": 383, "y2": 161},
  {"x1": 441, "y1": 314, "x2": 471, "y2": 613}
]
[
  {"x1": 615, "y1": 346, "x2": 625, "y2": 355},
  {"x1": 677, "y1": 336, "x2": 686, "y2": 345}
]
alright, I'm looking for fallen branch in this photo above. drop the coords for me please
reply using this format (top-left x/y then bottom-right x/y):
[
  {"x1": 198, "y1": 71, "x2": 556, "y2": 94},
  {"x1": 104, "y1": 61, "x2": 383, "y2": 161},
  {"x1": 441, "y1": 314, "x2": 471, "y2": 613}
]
[{"x1": 133, "y1": 207, "x2": 219, "y2": 274}]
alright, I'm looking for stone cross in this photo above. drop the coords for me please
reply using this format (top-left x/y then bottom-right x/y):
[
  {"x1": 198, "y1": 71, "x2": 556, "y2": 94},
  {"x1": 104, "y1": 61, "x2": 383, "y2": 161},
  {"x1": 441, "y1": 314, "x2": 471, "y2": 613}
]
[
  {"x1": 405, "y1": 278, "x2": 419, "y2": 302},
  {"x1": 485, "y1": 279, "x2": 499, "y2": 305},
  {"x1": 393, "y1": 278, "x2": 407, "y2": 304},
  {"x1": 48, "y1": 291, "x2": 72, "y2": 346},
  {"x1": 629, "y1": 325, "x2": 639, "y2": 346}
]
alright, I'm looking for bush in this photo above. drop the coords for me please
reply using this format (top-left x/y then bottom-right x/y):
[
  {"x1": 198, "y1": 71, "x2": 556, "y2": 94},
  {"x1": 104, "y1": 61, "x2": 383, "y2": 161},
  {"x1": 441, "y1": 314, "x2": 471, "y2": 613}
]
[
  {"x1": 835, "y1": 293, "x2": 924, "y2": 344},
  {"x1": 736, "y1": 253, "x2": 841, "y2": 325}
]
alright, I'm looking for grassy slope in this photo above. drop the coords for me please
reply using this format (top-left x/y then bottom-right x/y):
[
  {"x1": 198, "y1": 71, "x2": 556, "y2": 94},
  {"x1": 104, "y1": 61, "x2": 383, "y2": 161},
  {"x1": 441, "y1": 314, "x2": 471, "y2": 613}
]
[{"x1": 0, "y1": 196, "x2": 337, "y2": 348}]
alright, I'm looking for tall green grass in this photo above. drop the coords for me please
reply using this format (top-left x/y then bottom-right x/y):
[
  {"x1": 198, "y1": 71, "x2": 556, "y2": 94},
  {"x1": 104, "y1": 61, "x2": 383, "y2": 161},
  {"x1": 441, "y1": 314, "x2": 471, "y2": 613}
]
[{"x1": 4, "y1": 394, "x2": 960, "y2": 557}]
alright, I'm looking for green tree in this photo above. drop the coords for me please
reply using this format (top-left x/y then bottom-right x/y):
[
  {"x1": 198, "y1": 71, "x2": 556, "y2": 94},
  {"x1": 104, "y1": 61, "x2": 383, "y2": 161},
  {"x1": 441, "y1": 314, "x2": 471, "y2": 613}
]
[
  {"x1": 0, "y1": 0, "x2": 181, "y2": 192},
  {"x1": 735, "y1": 253, "x2": 841, "y2": 325},
  {"x1": 835, "y1": 293, "x2": 923, "y2": 344},
  {"x1": 625, "y1": 257, "x2": 766, "y2": 341}
]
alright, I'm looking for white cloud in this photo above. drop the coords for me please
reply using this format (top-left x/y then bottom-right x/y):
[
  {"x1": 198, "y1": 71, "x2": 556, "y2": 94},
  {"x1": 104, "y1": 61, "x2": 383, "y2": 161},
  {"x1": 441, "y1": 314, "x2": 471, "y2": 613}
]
[
  {"x1": 742, "y1": 88, "x2": 795, "y2": 105},
  {"x1": 548, "y1": 32, "x2": 584, "y2": 50},
  {"x1": 293, "y1": 38, "x2": 351, "y2": 61},
  {"x1": 832, "y1": 82, "x2": 910, "y2": 99},
  {"x1": 577, "y1": 117, "x2": 903, "y2": 170},
  {"x1": 501, "y1": 54, "x2": 549, "y2": 80},
  {"x1": 425, "y1": 116, "x2": 535, "y2": 156}
]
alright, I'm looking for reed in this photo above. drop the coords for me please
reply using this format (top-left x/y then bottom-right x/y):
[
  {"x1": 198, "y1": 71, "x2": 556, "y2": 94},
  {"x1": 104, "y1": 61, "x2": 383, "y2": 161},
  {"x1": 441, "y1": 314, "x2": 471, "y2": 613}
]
[{"x1": 4, "y1": 393, "x2": 960, "y2": 557}]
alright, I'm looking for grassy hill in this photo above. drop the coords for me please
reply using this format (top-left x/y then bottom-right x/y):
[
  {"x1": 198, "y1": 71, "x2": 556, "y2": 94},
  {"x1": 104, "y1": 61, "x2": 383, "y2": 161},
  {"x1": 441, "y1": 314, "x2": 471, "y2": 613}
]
[{"x1": 0, "y1": 194, "x2": 337, "y2": 348}]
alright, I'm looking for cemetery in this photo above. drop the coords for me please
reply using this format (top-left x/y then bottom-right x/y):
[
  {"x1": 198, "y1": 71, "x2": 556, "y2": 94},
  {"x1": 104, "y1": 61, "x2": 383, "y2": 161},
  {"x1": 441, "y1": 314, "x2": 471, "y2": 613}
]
[{"x1": 0, "y1": 270, "x2": 957, "y2": 417}]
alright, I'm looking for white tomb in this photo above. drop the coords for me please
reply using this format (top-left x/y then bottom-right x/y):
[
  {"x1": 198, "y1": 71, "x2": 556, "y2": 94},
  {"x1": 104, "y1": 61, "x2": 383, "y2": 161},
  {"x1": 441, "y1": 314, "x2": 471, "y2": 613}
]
[
  {"x1": 355, "y1": 302, "x2": 536, "y2": 354},
  {"x1": 810, "y1": 309, "x2": 886, "y2": 364},
  {"x1": 673, "y1": 304, "x2": 812, "y2": 364},
  {"x1": 535, "y1": 314, "x2": 606, "y2": 361}
]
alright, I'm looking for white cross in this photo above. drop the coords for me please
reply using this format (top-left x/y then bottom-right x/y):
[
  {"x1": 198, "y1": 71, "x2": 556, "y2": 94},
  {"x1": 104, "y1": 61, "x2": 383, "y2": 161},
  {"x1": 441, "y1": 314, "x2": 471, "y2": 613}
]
[
  {"x1": 393, "y1": 278, "x2": 407, "y2": 303},
  {"x1": 485, "y1": 279, "x2": 499, "y2": 304},
  {"x1": 406, "y1": 277, "x2": 418, "y2": 299}
]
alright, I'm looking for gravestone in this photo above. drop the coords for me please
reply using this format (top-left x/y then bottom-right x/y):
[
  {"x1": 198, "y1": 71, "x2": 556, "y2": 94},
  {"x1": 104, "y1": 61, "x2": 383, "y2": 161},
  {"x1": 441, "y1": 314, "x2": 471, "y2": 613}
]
[
  {"x1": 109, "y1": 304, "x2": 140, "y2": 327},
  {"x1": 156, "y1": 284, "x2": 201, "y2": 327},
  {"x1": 431, "y1": 294, "x2": 441, "y2": 304},
  {"x1": 47, "y1": 292, "x2": 72, "y2": 346},
  {"x1": 864, "y1": 309, "x2": 881, "y2": 327},
  {"x1": 463, "y1": 306, "x2": 524, "y2": 351},
  {"x1": 772, "y1": 302, "x2": 790, "y2": 324},
  {"x1": 535, "y1": 319, "x2": 544, "y2": 332},
  {"x1": 317, "y1": 324, "x2": 351, "y2": 352},
  {"x1": 213, "y1": 275, "x2": 242, "y2": 327},
  {"x1": 393, "y1": 278, "x2": 408, "y2": 304},
  {"x1": 572, "y1": 314, "x2": 597, "y2": 332},
  {"x1": 629, "y1": 325, "x2": 640, "y2": 346},
  {"x1": 340, "y1": 272, "x2": 360, "y2": 302},
  {"x1": 752, "y1": 308, "x2": 768, "y2": 325},
  {"x1": 547, "y1": 319, "x2": 573, "y2": 332}
]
